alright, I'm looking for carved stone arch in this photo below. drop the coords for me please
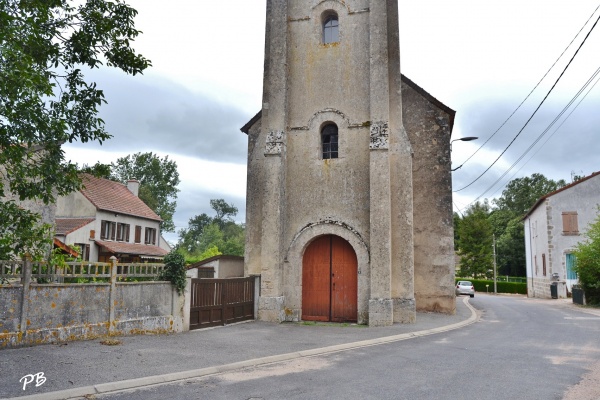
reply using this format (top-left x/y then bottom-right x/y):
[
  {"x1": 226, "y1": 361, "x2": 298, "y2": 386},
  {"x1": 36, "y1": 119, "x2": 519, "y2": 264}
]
[
  {"x1": 312, "y1": 0, "x2": 351, "y2": 14},
  {"x1": 284, "y1": 220, "x2": 370, "y2": 324},
  {"x1": 307, "y1": 108, "x2": 350, "y2": 131}
]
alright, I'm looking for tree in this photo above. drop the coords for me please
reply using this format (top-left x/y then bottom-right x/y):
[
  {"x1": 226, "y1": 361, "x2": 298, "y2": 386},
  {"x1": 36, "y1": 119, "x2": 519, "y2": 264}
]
[
  {"x1": 177, "y1": 199, "x2": 245, "y2": 262},
  {"x1": 494, "y1": 173, "x2": 566, "y2": 216},
  {"x1": 110, "y1": 152, "x2": 180, "y2": 232},
  {"x1": 456, "y1": 201, "x2": 493, "y2": 278},
  {"x1": 210, "y1": 199, "x2": 238, "y2": 229},
  {"x1": 1, "y1": 0, "x2": 150, "y2": 259},
  {"x1": 491, "y1": 173, "x2": 566, "y2": 276},
  {"x1": 573, "y1": 208, "x2": 600, "y2": 305}
]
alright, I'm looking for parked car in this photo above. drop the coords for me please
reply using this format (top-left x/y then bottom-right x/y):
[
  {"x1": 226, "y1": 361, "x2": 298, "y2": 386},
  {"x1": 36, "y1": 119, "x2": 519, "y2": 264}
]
[{"x1": 456, "y1": 281, "x2": 475, "y2": 298}]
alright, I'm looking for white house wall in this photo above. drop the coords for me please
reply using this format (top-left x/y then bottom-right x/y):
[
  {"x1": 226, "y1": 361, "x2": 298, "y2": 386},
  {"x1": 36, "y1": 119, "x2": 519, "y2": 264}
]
[
  {"x1": 526, "y1": 174, "x2": 600, "y2": 299},
  {"x1": 61, "y1": 210, "x2": 161, "y2": 262},
  {"x1": 547, "y1": 177, "x2": 600, "y2": 291}
]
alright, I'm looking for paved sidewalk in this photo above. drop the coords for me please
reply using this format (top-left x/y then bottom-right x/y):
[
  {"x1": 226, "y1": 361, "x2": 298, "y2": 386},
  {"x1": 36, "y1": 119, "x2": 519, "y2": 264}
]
[{"x1": 1, "y1": 297, "x2": 476, "y2": 400}]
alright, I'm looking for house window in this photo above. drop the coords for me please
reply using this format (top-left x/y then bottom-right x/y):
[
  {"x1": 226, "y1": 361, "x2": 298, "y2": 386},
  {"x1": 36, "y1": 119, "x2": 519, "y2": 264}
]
[
  {"x1": 135, "y1": 225, "x2": 142, "y2": 244},
  {"x1": 322, "y1": 124, "x2": 338, "y2": 159},
  {"x1": 145, "y1": 227, "x2": 157, "y2": 245},
  {"x1": 562, "y1": 212, "x2": 579, "y2": 235},
  {"x1": 116, "y1": 223, "x2": 130, "y2": 242},
  {"x1": 534, "y1": 255, "x2": 538, "y2": 275},
  {"x1": 76, "y1": 243, "x2": 90, "y2": 261},
  {"x1": 323, "y1": 13, "x2": 339, "y2": 44},
  {"x1": 100, "y1": 220, "x2": 116, "y2": 241},
  {"x1": 542, "y1": 253, "x2": 546, "y2": 277}
]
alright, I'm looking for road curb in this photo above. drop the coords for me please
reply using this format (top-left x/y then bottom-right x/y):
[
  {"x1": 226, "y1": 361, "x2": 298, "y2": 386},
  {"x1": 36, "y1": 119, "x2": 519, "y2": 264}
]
[{"x1": 10, "y1": 298, "x2": 478, "y2": 400}]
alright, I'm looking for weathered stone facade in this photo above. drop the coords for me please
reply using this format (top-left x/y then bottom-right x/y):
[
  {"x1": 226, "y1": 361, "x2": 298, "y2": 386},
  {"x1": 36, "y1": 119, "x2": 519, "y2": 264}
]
[{"x1": 242, "y1": 0, "x2": 456, "y2": 326}]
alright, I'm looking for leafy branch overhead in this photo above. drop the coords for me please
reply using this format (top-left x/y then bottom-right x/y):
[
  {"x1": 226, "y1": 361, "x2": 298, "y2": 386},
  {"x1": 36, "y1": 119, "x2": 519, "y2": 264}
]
[{"x1": 0, "y1": 0, "x2": 150, "y2": 259}]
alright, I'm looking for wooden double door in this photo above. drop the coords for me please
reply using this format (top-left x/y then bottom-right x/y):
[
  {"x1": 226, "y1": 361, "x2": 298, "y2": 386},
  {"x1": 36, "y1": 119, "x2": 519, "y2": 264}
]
[{"x1": 302, "y1": 235, "x2": 358, "y2": 322}]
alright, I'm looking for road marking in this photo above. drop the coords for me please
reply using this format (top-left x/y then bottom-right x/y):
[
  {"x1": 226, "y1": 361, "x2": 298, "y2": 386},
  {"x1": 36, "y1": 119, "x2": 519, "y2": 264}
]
[{"x1": 564, "y1": 317, "x2": 600, "y2": 320}]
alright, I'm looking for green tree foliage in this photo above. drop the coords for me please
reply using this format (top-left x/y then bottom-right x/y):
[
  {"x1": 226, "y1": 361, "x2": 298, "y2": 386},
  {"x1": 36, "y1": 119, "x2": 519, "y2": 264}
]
[
  {"x1": 490, "y1": 173, "x2": 566, "y2": 276},
  {"x1": 456, "y1": 201, "x2": 493, "y2": 278},
  {"x1": 494, "y1": 173, "x2": 566, "y2": 216},
  {"x1": 178, "y1": 199, "x2": 244, "y2": 262},
  {"x1": 78, "y1": 162, "x2": 112, "y2": 178},
  {"x1": 110, "y1": 152, "x2": 180, "y2": 232},
  {"x1": 573, "y1": 208, "x2": 600, "y2": 305},
  {"x1": 0, "y1": 0, "x2": 149, "y2": 259}
]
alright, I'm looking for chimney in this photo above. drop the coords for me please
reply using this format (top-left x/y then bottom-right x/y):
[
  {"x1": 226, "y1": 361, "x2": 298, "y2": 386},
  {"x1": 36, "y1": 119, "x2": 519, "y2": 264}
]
[{"x1": 127, "y1": 179, "x2": 139, "y2": 197}]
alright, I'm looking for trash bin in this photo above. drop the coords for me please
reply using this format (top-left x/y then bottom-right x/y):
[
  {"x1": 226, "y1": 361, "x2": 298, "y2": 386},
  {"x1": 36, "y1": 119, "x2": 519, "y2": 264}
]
[{"x1": 550, "y1": 282, "x2": 558, "y2": 299}]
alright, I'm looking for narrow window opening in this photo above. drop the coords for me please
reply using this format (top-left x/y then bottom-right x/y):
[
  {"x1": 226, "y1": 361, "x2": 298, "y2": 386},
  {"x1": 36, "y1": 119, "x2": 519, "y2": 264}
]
[
  {"x1": 322, "y1": 124, "x2": 339, "y2": 159},
  {"x1": 323, "y1": 14, "x2": 339, "y2": 44}
]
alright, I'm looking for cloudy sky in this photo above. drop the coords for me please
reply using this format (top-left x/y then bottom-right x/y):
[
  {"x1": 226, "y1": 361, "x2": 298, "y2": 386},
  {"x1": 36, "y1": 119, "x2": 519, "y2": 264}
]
[{"x1": 63, "y1": 0, "x2": 600, "y2": 243}]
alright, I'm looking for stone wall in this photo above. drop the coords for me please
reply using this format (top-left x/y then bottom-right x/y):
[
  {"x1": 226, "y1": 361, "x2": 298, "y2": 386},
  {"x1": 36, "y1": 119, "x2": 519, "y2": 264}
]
[
  {"x1": 402, "y1": 78, "x2": 456, "y2": 314},
  {"x1": 0, "y1": 262, "x2": 189, "y2": 348}
]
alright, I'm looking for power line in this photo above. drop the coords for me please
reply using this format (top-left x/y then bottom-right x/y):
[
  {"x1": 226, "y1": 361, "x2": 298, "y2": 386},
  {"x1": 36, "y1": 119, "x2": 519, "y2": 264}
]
[
  {"x1": 485, "y1": 71, "x2": 600, "y2": 200},
  {"x1": 454, "y1": 10, "x2": 600, "y2": 193},
  {"x1": 455, "y1": 3, "x2": 600, "y2": 170},
  {"x1": 469, "y1": 65, "x2": 600, "y2": 205}
]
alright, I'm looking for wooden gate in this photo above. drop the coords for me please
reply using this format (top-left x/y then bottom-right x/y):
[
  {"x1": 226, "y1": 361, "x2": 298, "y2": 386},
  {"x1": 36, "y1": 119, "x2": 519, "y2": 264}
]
[
  {"x1": 190, "y1": 277, "x2": 255, "y2": 330},
  {"x1": 302, "y1": 235, "x2": 357, "y2": 322}
]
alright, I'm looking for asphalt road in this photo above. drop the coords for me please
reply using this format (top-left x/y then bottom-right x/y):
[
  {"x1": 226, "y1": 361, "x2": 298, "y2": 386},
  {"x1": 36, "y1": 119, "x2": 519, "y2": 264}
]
[{"x1": 97, "y1": 295, "x2": 600, "y2": 400}]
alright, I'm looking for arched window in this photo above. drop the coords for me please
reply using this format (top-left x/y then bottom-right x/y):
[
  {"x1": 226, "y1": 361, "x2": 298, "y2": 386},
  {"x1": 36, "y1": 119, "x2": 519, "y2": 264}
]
[
  {"x1": 322, "y1": 124, "x2": 338, "y2": 159},
  {"x1": 323, "y1": 14, "x2": 339, "y2": 44}
]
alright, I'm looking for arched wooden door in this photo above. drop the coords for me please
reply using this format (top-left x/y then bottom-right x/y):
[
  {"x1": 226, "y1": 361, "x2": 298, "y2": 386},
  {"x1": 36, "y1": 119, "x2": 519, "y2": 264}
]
[{"x1": 302, "y1": 235, "x2": 357, "y2": 322}]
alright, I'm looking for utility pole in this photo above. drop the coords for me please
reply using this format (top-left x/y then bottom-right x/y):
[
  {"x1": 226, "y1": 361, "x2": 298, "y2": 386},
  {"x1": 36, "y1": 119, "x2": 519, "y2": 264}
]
[{"x1": 493, "y1": 234, "x2": 497, "y2": 295}]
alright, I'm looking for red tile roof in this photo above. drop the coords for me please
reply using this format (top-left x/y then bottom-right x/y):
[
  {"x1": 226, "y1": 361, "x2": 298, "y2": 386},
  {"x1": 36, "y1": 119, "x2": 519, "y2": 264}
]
[
  {"x1": 55, "y1": 218, "x2": 95, "y2": 235},
  {"x1": 95, "y1": 240, "x2": 168, "y2": 257},
  {"x1": 80, "y1": 174, "x2": 162, "y2": 221}
]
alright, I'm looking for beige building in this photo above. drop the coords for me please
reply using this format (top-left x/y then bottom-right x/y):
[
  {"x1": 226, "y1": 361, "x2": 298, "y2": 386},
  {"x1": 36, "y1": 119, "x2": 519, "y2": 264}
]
[
  {"x1": 242, "y1": 0, "x2": 456, "y2": 326},
  {"x1": 55, "y1": 174, "x2": 169, "y2": 263}
]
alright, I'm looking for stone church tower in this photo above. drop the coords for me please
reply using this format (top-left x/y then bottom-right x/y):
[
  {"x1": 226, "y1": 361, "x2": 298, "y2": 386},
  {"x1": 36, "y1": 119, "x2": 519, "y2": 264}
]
[{"x1": 241, "y1": 0, "x2": 456, "y2": 326}]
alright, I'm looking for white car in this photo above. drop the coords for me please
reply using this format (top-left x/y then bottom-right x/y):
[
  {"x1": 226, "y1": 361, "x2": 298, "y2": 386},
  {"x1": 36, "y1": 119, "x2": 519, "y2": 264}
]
[{"x1": 456, "y1": 281, "x2": 475, "y2": 298}]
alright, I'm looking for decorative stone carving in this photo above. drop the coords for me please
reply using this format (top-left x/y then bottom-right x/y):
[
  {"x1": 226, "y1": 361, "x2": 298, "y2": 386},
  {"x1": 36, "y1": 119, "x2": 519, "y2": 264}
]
[
  {"x1": 265, "y1": 130, "x2": 285, "y2": 155},
  {"x1": 370, "y1": 121, "x2": 389, "y2": 150}
]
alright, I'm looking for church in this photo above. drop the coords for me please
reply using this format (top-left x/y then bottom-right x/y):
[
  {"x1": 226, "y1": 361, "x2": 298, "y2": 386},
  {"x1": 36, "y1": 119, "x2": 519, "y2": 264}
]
[{"x1": 241, "y1": 0, "x2": 456, "y2": 326}]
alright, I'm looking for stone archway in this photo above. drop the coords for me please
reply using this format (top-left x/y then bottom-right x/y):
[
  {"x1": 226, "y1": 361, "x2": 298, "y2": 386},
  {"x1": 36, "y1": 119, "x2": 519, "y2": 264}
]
[
  {"x1": 284, "y1": 220, "x2": 370, "y2": 324},
  {"x1": 302, "y1": 235, "x2": 358, "y2": 322}
]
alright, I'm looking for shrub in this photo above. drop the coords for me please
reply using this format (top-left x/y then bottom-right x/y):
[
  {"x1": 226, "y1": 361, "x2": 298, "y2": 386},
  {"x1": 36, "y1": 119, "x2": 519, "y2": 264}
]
[
  {"x1": 573, "y1": 208, "x2": 600, "y2": 305},
  {"x1": 160, "y1": 250, "x2": 187, "y2": 295}
]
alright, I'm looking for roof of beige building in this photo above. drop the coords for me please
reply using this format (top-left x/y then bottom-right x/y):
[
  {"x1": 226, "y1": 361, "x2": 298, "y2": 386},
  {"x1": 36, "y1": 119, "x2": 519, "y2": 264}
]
[
  {"x1": 80, "y1": 174, "x2": 162, "y2": 221},
  {"x1": 55, "y1": 218, "x2": 95, "y2": 235}
]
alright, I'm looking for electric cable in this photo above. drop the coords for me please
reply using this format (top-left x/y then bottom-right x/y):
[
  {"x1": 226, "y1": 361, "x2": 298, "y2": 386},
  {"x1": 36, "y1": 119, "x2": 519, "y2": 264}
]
[
  {"x1": 468, "y1": 65, "x2": 600, "y2": 205},
  {"x1": 483, "y1": 71, "x2": 600, "y2": 201},
  {"x1": 454, "y1": 11, "x2": 600, "y2": 193},
  {"x1": 455, "y1": 3, "x2": 600, "y2": 170}
]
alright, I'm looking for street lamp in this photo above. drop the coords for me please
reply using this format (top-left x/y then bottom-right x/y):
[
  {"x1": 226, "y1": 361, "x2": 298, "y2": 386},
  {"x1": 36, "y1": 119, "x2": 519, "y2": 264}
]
[{"x1": 450, "y1": 136, "x2": 478, "y2": 171}]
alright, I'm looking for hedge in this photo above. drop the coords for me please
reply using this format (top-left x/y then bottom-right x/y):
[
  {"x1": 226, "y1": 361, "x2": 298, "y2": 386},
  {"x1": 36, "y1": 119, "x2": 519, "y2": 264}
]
[{"x1": 456, "y1": 278, "x2": 527, "y2": 295}]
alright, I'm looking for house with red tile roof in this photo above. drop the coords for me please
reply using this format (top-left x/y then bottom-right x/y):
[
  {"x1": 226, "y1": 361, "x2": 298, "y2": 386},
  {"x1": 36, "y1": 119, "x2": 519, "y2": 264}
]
[
  {"x1": 523, "y1": 171, "x2": 600, "y2": 299},
  {"x1": 55, "y1": 174, "x2": 170, "y2": 262}
]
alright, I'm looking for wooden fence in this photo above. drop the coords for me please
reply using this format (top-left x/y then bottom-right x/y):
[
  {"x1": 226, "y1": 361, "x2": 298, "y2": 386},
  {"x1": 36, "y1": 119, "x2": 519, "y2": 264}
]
[{"x1": 0, "y1": 258, "x2": 165, "y2": 283}]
